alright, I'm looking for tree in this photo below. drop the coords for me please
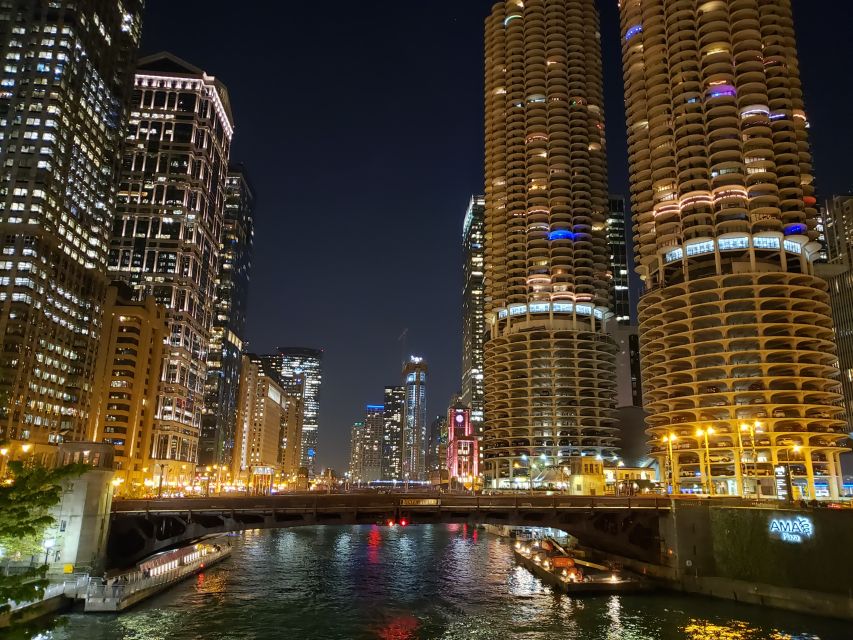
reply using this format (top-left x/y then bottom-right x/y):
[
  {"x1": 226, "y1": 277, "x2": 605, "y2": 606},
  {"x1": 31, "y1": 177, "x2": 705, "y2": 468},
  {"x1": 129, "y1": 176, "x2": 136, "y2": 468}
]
[{"x1": 0, "y1": 460, "x2": 86, "y2": 613}]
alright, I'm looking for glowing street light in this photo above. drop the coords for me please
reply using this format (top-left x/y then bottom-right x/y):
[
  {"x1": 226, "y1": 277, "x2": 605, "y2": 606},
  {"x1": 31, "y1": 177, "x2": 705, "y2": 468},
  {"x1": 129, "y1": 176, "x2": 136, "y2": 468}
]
[{"x1": 661, "y1": 433, "x2": 679, "y2": 494}]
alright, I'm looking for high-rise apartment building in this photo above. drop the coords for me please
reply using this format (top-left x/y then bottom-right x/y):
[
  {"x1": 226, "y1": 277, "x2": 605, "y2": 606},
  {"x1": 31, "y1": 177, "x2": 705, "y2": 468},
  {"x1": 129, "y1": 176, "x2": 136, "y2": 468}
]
[
  {"x1": 87, "y1": 284, "x2": 167, "y2": 494},
  {"x1": 620, "y1": 0, "x2": 848, "y2": 498},
  {"x1": 0, "y1": 0, "x2": 142, "y2": 458},
  {"x1": 482, "y1": 0, "x2": 619, "y2": 488},
  {"x1": 278, "y1": 381, "x2": 303, "y2": 480},
  {"x1": 823, "y1": 195, "x2": 853, "y2": 435},
  {"x1": 382, "y1": 385, "x2": 404, "y2": 481},
  {"x1": 233, "y1": 355, "x2": 299, "y2": 494},
  {"x1": 109, "y1": 53, "x2": 233, "y2": 476},
  {"x1": 426, "y1": 414, "x2": 446, "y2": 478},
  {"x1": 263, "y1": 347, "x2": 323, "y2": 475},
  {"x1": 201, "y1": 164, "x2": 254, "y2": 466},
  {"x1": 608, "y1": 195, "x2": 631, "y2": 325},
  {"x1": 361, "y1": 404, "x2": 384, "y2": 483},
  {"x1": 402, "y1": 356, "x2": 427, "y2": 480},
  {"x1": 349, "y1": 420, "x2": 364, "y2": 484},
  {"x1": 462, "y1": 195, "x2": 486, "y2": 428}
]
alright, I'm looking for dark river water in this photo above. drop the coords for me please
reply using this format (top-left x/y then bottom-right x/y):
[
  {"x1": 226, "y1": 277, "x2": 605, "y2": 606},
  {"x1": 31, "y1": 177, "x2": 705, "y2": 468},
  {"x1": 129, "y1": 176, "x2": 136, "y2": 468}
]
[{"x1": 26, "y1": 524, "x2": 850, "y2": 639}]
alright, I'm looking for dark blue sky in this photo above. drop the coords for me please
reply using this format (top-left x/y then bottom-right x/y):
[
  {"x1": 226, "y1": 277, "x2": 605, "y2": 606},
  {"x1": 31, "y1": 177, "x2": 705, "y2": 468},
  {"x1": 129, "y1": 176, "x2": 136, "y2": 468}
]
[{"x1": 140, "y1": 1, "x2": 850, "y2": 472}]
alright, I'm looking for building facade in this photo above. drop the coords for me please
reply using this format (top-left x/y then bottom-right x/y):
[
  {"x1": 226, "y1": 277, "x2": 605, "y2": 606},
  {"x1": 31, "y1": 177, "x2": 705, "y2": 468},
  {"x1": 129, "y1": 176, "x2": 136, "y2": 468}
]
[
  {"x1": 0, "y1": 0, "x2": 143, "y2": 458},
  {"x1": 381, "y1": 385, "x2": 404, "y2": 481},
  {"x1": 349, "y1": 420, "x2": 364, "y2": 484},
  {"x1": 823, "y1": 195, "x2": 853, "y2": 435},
  {"x1": 426, "y1": 414, "x2": 446, "y2": 479},
  {"x1": 461, "y1": 195, "x2": 486, "y2": 428},
  {"x1": 483, "y1": 0, "x2": 619, "y2": 488},
  {"x1": 608, "y1": 195, "x2": 631, "y2": 325},
  {"x1": 109, "y1": 53, "x2": 233, "y2": 475},
  {"x1": 620, "y1": 0, "x2": 848, "y2": 498},
  {"x1": 262, "y1": 347, "x2": 323, "y2": 475},
  {"x1": 447, "y1": 404, "x2": 478, "y2": 484},
  {"x1": 279, "y1": 379, "x2": 303, "y2": 480},
  {"x1": 87, "y1": 284, "x2": 167, "y2": 495},
  {"x1": 402, "y1": 356, "x2": 428, "y2": 480},
  {"x1": 201, "y1": 164, "x2": 254, "y2": 466},
  {"x1": 361, "y1": 404, "x2": 384, "y2": 483},
  {"x1": 233, "y1": 356, "x2": 294, "y2": 494}
]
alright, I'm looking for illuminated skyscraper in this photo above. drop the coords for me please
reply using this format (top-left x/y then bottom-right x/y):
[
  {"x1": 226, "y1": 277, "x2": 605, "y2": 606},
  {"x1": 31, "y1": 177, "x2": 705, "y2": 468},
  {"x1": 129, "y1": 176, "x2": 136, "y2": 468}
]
[
  {"x1": 201, "y1": 165, "x2": 255, "y2": 466},
  {"x1": 461, "y1": 195, "x2": 486, "y2": 427},
  {"x1": 110, "y1": 53, "x2": 233, "y2": 476},
  {"x1": 262, "y1": 347, "x2": 323, "y2": 475},
  {"x1": 483, "y1": 0, "x2": 619, "y2": 488},
  {"x1": 0, "y1": 0, "x2": 142, "y2": 458},
  {"x1": 620, "y1": 0, "x2": 848, "y2": 498},
  {"x1": 349, "y1": 420, "x2": 364, "y2": 483},
  {"x1": 607, "y1": 195, "x2": 631, "y2": 325},
  {"x1": 382, "y1": 385, "x2": 404, "y2": 481},
  {"x1": 402, "y1": 356, "x2": 427, "y2": 480},
  {"x1": 361, "y1": 404, "x2": 384, "y2": 483}
]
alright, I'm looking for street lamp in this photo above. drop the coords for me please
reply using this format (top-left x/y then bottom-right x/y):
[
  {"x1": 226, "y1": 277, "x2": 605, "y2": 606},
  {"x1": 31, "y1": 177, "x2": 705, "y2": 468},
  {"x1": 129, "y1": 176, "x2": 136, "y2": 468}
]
[
  {"x1": 43, "y1": 539, "x2": 55, "y2": 566},
  {"x1": 695, "y1": 427, "x2": 715, "y2": 495},
  {"x1": 661, "y1": 434, "x2": 679, "y2": 495}
]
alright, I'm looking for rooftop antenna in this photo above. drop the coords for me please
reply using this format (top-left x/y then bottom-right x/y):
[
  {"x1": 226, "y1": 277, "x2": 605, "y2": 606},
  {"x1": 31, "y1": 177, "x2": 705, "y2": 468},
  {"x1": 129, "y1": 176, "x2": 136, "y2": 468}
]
[{"x1": 398, "y1": 328, "x2": 408, "y2": 367}]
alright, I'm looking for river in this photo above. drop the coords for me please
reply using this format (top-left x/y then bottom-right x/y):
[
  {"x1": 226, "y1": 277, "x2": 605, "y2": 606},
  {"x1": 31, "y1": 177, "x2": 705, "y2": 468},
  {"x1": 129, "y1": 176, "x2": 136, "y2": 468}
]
[{"x1": 25, "y1": 524, "x2": 850, "y2": 639}]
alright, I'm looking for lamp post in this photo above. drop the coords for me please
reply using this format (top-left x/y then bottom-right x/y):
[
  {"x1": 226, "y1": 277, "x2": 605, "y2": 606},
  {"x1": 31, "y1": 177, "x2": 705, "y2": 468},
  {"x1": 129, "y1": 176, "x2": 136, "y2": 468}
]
[
  {"x1": 157, "y1": 463, "x2": 167, "y2": 498},
  {"x1": 661, "y1": 434, "x2": 678, "y2": 495},
  {"x1": 695, "y1": 427, "x2": 715, "y2": 495},
  {"x1": 0, "y1": 447, "x2": 8, "y2": 480}
]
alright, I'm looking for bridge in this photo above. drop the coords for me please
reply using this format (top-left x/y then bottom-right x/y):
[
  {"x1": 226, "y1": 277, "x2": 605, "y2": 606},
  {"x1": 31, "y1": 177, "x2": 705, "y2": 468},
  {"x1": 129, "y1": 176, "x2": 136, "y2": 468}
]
[{"x1": 107, "y1": 493, "x2": 672, "y2": 569}]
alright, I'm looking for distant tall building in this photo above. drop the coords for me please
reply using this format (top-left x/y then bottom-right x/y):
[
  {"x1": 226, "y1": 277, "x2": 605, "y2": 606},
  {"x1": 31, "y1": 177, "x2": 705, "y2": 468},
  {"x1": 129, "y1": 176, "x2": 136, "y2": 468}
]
[
  {"x1": 607, "y1": 195, "x2": 630, "y2": 325},
  {"x1": 278, "y1": 380, "x2": 303, "y2": 479},
  {"x1": 823, "y1": 195, "x2": 853, "y2": 434},
  {"x1": 0, "y1": 0, "x2": 143, "y2": 458},
  {"x1": 201, "y1": 165, "x2": 255, "y2": 466},
  {"x1": 361, "y1": 405, "x2": 384, "y2": 483},
  {"x1": 87, "y1": 284, "x2": 167, "y2": 494},
  {"x1": 110, "y1": 53, "x2": 233, "y2": 476},
  {"x1": 349, "y1": 420, "x2": 364, "y2": 483},
  {"x1": 620, "y1": 0, "x2": 848, "y2": 498},
  {"x1": 382, "y1": 386, "x2": 404, "y2": 481},
  {"x1": 233, "y1": 355, "x2": 300, "y2": 494},
  {"x1": 483, "y1": 0, "x2": 619, "y2": 488},
  {"x1": 461, "y1": 195, "x2": 486, "y2": 427},
  {"x1": 447, "y1": 403, "x2": 478, "y2": 483},
  {"x1": 263, "y1": 347, "x2": 323, "y2": 475},
  {"x1": 426, "y1": 414, "x2": 446, "y2": 477},
  {"x1": 402, "y1": 356, "x2": 428, "y2": 480}
]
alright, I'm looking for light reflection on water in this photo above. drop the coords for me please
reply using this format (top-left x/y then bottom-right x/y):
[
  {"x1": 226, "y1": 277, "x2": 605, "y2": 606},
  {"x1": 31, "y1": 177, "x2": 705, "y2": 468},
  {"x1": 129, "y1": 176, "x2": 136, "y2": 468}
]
[{"x1": 23, "y1": 524, "x2": 847, "y2": 640}]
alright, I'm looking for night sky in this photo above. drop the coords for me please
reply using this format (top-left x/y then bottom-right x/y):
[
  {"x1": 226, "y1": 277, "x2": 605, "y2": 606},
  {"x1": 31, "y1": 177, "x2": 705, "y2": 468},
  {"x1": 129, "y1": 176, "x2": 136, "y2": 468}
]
[{"x1": 140, "y1": 1, "x2": 852, "y2": 472}]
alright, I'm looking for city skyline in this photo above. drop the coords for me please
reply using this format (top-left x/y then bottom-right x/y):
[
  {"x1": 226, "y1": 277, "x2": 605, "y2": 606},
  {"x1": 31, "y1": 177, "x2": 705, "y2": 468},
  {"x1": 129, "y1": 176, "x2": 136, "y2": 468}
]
[{"x1": 133, "y1": 1, "x2": 853, "y2": 473}]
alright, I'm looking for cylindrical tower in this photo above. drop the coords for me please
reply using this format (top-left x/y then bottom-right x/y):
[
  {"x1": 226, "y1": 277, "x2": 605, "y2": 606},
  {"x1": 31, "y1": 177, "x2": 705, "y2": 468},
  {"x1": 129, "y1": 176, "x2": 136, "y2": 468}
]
[
  {"x1": 619, "y1": 0, "x2": 849, "y2": 498},
  {"x1": 483, "y1": 0, "x2": 618, "y2": 489}
]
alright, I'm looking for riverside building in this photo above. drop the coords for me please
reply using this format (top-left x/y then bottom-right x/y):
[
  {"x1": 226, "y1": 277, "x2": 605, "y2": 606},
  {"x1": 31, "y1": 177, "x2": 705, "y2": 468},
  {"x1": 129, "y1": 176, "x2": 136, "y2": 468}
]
[
  {"x1": 86, "y1": 283, "x2": 167, "y2": 495},
  {"x1": 0, "y1": 0, "x2": 142, "y2": 459},
  {"x1": 402, "y1": 356, "x2": 428, "y2": 481},
  {"x1": 201, "y1": 165, "x2": 254, "y2": 466},
  {"x1": 109, "y1": 53, "x2": 233, "y2": 477},
  {"x1": 619, "y1": 0, "x2": 848, "y2": 498},
  {"x1": 482, "y1": 0, "x2": 619, "y2": 488}
]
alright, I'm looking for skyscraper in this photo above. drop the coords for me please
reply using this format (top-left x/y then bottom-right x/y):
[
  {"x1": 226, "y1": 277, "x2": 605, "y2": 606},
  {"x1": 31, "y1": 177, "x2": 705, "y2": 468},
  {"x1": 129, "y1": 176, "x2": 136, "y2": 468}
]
[
  {"x1": 110, "y1": 53, "x2": 233, "y2": 475},
  {"x1": 0, "y1": 0, "x2": 142, "y2": 458},
  {"x1": 262, "y1": 348, "x2": 323, "y2": 475},
  {"x1": 461, "y1": 195, "x2": 486, "y2": 428},
  {"x1": 823, "y1": 195, "x2": 853, "y2": 435},
  {"x1": 382, "y1": 385, "x2": 404, "y2": 481},
  {"x1": 607, "y1": 195, "x2": 631, "y2": 325},
  {"x1": 425, "y1": 414, "x2": 446, "y2": 478},
  {"x1": 482, "y1": 0, "x2": 619, "y2": 488},
  {"x1": 201, "y1": 165, "x2": 255, "y2": 466},
  {"x1": 402, "y1": 356, "x2": 427, "y2": 481},
  {"x1": 233, "y1": 355, "x2": 294, "y2": 494},
  {"x1": 361, "y1": 405, "x2": 384, "y2": 483},
  {"x1": 349, "y1": 420, "x2": 364, "y2": 484},
  {"x1": 620, "y1": 0, "x2": 848, "y2": 498}
]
